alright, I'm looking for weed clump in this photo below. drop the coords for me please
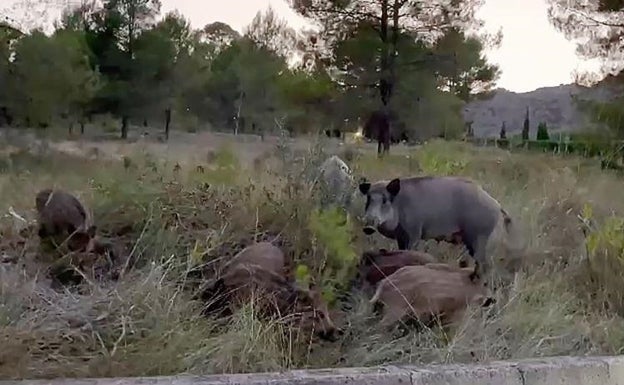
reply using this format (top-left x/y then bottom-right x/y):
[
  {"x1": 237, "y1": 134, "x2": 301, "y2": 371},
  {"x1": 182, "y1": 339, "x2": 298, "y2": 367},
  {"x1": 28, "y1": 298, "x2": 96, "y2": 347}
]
[{"x1": 307, "y1": 207, "x2": 357, "y2": 303}]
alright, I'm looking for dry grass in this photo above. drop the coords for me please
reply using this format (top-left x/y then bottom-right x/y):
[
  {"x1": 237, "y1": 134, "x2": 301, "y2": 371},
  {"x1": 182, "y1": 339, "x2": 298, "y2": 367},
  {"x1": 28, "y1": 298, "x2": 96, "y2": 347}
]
[{"x1": 1, "y1": 133, "x2": 624, "y2": 380}]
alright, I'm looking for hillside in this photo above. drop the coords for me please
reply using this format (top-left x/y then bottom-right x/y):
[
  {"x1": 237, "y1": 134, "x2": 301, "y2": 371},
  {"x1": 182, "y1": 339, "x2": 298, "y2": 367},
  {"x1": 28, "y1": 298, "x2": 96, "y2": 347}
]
[{"x1": 463, "y1": 75, "x2": 624, "y2": 138}]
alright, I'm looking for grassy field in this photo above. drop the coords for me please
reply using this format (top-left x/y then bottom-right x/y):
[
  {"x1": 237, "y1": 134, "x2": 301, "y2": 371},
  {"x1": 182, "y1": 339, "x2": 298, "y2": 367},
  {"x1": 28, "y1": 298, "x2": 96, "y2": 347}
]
[{"x1": 1, "y1": 131, "x2": 624, "y2": 380}]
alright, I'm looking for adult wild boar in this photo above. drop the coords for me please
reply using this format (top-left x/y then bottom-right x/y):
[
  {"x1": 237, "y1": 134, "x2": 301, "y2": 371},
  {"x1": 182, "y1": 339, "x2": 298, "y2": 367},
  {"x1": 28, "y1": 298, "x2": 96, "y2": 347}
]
[
  {"x1": 358, "y1": 176, "x2": 520, "y2": 276},
  {"x1": 363, "y1": 110, "x2": 391, "y2": 156},
  {"x1": 359, "y1": 248, "x2": 437, "y2": 287},
  {"x1": 317, "y1": 155, "x2": 354, "y2": 209},
  {"x1": 35, "y1": 188, "x2": 97, "y2": 252},
  {"x1": 370, "y1": 263, "x2": 495, "y2": 328},
  {"x1": 201, "y1": 242, "x2": 340, "y2": 341}
]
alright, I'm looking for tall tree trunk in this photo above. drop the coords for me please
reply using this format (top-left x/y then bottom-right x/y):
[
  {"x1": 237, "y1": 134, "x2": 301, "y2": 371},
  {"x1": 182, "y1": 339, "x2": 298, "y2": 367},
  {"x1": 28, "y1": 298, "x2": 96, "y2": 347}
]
[
  {"x1": 376, "y1": 0, "x2": 394, "y2": 157},
  {"x1": 164, "y1": 108, "x2": 171, "y2": 141},
  {"x1": 68, "y1": 121, "x2": 73, "y2": 135},
  {"x1": 80, "y1": 120, "x2": 85, "y2": 135},
  {"x1": 379, "y1": 0, "x2": 390, "y2": 107},
  {"x1": 235, "y1": 90, "x2": 244, "y2": 135},
  {"x1": 121, "y1": 115, "x2": 128, "y2": 139}
]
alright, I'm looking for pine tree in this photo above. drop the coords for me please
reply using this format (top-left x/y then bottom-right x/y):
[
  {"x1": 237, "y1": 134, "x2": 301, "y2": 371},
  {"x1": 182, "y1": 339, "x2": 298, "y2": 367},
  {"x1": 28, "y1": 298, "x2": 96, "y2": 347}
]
[
  {"x1": 537, "y1": 122, "x2": 549, "y2": 141},
  {"x1": 499, "y1": 121, "x2": 507, "y2": 139},
  {"x1": 521, "y1": 107, "x2": 530, "y2": 140}
]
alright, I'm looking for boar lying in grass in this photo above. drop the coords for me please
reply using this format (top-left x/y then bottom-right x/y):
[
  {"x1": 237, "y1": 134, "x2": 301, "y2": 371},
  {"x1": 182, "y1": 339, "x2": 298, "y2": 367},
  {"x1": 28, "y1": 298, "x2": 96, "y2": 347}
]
[
  {"x1": 370, "y1": 263, "x2": 495, "y2": 328},
  {"x1": 358, "y1": 248, "x2": 438, "y2": 287},
  {"x1": 201, "y1": 241, "x2": 341, "y2": 341}
]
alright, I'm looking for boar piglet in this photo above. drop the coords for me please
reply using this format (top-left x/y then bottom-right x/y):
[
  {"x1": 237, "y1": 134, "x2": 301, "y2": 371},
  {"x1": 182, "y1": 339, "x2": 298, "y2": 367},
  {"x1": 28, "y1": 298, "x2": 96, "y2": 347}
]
[
  {"x1": 35, "y1": 188, "x2": 97, "y2": 252},
  {"x1": 370, "y1": 263, "x2": 495, "y2": 328},
  {"x1": 201, "y1": 242, "x2": 341, "y2": 341},
  {"x1": 359, "y1": 248, "x2": 438, "y2": 287}
]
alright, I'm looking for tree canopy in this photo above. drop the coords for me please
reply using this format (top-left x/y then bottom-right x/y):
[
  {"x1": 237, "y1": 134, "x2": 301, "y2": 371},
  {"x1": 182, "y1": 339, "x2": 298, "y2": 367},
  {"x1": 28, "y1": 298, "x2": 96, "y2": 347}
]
[
  {"x1": 548, "y1": 0, "x2": 624, "y2": 138},
  {"x1": 0, "y1": 0, "x2": 500, "y2": 141}
]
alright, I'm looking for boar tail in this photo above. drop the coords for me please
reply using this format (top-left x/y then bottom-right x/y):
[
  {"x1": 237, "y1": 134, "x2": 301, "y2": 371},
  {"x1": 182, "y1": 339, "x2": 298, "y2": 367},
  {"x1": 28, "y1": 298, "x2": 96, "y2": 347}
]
[
  {"x1": 500, "y1": 207, "x2": 524, "y2": 253},
  {"x1": 500, "y1": 208, "x2": 512, "y2": 232}
]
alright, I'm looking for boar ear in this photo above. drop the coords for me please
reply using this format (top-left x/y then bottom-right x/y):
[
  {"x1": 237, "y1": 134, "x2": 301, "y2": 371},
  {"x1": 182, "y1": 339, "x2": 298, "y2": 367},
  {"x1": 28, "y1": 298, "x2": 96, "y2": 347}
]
[
  {"x1": 358, "y1": 182, "x2": 371, "y2": 195},
  {"x1": 386, "y1": 178, "x2": 401, "y2": 196}
]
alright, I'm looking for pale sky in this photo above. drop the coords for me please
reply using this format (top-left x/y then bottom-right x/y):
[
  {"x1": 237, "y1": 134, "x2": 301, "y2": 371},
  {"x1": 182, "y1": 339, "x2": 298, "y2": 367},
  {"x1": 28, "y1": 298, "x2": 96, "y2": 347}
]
[{"x1": 3, "y1": 0, "x2": 604, "y2": 92}]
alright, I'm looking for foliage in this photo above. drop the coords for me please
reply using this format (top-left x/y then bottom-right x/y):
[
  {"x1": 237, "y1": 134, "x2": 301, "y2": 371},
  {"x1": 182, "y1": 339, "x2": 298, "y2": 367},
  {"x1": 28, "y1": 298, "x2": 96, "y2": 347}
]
[
  {"x1": 522, "y1": 108, "x2": 530, "y2": 140},
  {"x1": 548, "y1": 0, "x2": 624, "y2": 139},
  {"x1": 580, "y1": 202, "x2": 624, "y2": 316},
  {"x1": 286, "y1": 0, "x2": 500, "y2": 143},
  {"x1": 307, "y1": 207, "x2": 357, "y2": 303},
  {"x1": 418, "y1": 140, "x2": 467, "y2": 175},
  {"x1": 7, "y1": 30, "x2": 98, "y2": 127},
  {"x1": 547, "y1": 0, "x2": 624, "y2": 70},
  {"x1": 431, "y1": 27, "x2": 501, "y2": 101},
  {"x1": 537, "y1": 122, "x2": 550, "y2": 141},
  {"x1": 1, "y1": 0, "x2": 498, "y2": 142}
]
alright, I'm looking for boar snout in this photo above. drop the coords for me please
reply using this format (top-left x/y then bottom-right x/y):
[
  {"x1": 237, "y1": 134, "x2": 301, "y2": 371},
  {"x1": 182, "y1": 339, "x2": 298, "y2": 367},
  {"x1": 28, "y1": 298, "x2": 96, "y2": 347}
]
[
  {"x1": 362, "y1": 226, "x2": 376, "y2": 235},
  {"x1": 482, "y1": 297, "x2": 496, "y2": 308},
  {"x1": 318, "y1": 327, "x2": 343, "y2": 342}
]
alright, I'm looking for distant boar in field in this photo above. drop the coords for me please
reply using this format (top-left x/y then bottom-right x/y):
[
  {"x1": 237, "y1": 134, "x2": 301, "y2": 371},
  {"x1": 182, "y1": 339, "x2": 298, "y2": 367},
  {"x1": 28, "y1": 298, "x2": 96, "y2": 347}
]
[
  {"x1": 201, "y1": 242, "x2": 340, "y2": 341},
  {"x1": 370, "y1": 263, "x2": 495, "y2": 328},
  {"x1": 363, "y1": 109, "x2": 391, "y2": 156},
  {"x1": 35, "y1": 188, "x2": 97, "y2": 252},
  {"x1": 318, "y1": 155, "x2": 354, "y2": 209},
  {"x1": 358, "y1": 248, "x2": 438, "y2": 287},
  {"x1": 358, "y1": 176, "x2": 522, "y2": 277}
]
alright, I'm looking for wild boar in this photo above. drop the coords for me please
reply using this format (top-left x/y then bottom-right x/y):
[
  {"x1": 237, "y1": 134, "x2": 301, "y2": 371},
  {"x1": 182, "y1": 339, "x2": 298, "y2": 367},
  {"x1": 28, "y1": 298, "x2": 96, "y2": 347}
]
[
  {"x1": 359, "y1": 248, "x2": 438, "y2": 287},
  {"x1": 201, "y1": 242, "x2": 340, "y2": 341},
  {"x1": 224, "y1": 241, "x2": 286, "y2": 276},
  {"x1": 370, "y1": 263, "x2": 495, "y2": 328},
  {"x1": 358, "y1": 176, "x2": 521, "y2": 276},
  {"x1": 35, "y1": 188, "x2": 97, "y2": 252}
]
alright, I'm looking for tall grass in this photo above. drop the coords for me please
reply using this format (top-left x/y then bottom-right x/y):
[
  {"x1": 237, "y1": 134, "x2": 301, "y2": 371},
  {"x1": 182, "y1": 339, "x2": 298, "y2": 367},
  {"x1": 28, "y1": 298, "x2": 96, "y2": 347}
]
[{"x1": 1, "y1": 136, "x2": 624, "y2": 379}]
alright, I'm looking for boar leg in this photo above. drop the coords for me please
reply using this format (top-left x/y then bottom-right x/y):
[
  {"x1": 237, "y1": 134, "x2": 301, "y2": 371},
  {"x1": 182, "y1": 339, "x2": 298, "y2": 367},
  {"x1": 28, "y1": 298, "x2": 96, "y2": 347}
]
[
  {"x1": 464, "y1": 234, "x2": 490, "y2": 277},
  {"x1": 380, "y1": 306, "x2": 409, "y2": 328},
  {"x1": 397, "y1": 237, "x2": 410, "y2": 250},
  {"x1": 396, "y1": 224, "x2": 418, "y2": 250}
]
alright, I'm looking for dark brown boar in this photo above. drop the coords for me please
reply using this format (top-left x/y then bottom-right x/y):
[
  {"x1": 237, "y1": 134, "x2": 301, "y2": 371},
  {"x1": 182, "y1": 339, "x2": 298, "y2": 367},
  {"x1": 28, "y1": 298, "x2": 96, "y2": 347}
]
[
  {"x1": 359, "y1": 248, "x2": 438, "y2": 286},
  {"x1": 202, "y1": 242, "x2": 340, "y2": 341},
  {"x1": 35, "y1": 188, "x2": 97, "y2": 252},
  {"x1": 223, "y1": 241, "x2": 285, "y2": 276}
]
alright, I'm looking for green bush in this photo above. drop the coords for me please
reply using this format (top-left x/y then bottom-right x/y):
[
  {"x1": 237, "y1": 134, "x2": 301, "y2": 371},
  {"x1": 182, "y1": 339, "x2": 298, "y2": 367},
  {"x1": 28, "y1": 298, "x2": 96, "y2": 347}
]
[
  {"x1": 537, "y1": 122, "x2": 550, "y2": 141},
  {"x1": 306, "y1": 207, "x2": 358, "y2": 304}
]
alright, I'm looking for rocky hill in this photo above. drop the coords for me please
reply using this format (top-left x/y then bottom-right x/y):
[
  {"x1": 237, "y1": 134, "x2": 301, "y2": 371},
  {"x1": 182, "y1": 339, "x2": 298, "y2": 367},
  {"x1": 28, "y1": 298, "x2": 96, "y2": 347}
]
[{"x1": 463, "y1": 75, "x2": 624, "y2": 138}]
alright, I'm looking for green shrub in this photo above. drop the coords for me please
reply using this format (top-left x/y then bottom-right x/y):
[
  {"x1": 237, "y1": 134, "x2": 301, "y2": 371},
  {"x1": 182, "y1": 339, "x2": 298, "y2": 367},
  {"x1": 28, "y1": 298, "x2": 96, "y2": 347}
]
[
  {"x1": 537, "y1": 122, "x2": 550, "y2": 141},
  {"x1": 418, "y1": 142, "x2": 466, "y2": 175},
  {"x1": 307, "y1": 207, "x2": 357, "y2": 304}
]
